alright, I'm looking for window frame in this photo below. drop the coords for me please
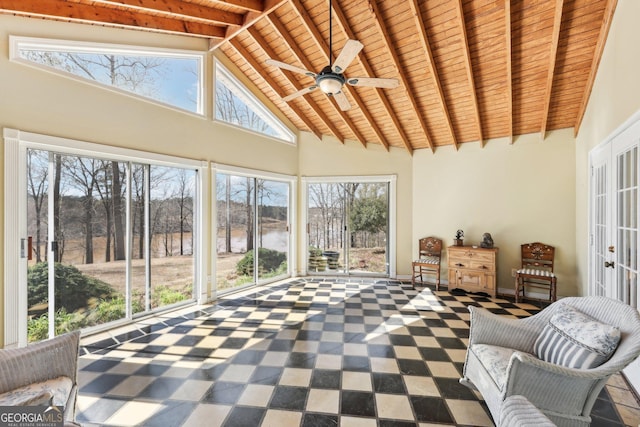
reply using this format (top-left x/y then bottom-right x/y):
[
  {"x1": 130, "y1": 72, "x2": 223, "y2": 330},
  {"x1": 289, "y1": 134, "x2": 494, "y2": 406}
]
[
  {"x1": 211, "y1": 163, "x2": 297, "y2": 298},
  {"x1": 4, "y1": 128, "x2": 209, "y2": 347},
  {"x1": 9, "y1": 35, "x2": 206, "y2": 116},
  {"x1": 214, "y1": 59, "x2": 296, "y2": 144}
]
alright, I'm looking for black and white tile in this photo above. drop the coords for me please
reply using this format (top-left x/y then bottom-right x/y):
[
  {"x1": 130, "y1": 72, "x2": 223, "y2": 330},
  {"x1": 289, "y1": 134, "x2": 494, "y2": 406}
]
[{"x1": 76, "y1": 278, "x2": 636, "y2": 426}]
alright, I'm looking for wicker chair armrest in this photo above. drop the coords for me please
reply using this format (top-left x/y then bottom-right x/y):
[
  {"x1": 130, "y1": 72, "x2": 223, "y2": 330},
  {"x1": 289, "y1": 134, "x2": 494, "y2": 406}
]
[
  {"x1": 504, "y1": 351, "x2": 609, "y2": 415},
  {"x1": 468, "y1": 306, "x2": 541, "y2": 352},
  {"x1": 0, "y1": 331, "x2": 80, "y2": 394}
]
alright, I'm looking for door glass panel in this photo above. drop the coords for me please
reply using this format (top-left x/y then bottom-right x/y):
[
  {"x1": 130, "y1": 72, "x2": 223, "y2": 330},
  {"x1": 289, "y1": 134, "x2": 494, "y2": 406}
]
[
  {"x1": 592, "y1": 163, "x2": 607, "y2": 297},
  {"x1": 257, "y1": 179, "x2": 289, "y2": 282},
  {"x1": 26, "y1": 149, "x2": 51, "y2": 342},
  {"x1": 31, "y1": 153, "x2": 128, "y2": 342},
  {"x1": 348, "y1": 182, "x2": 389, "y2": 274},
  {"x1": 148, "y1": 166, "x2": 196, "y2": 309},
  {"x1": 216, "y1": 173, "x2": 255, "y2": 291},
  {"x1": 307, "y1": 181, "x2": 390, "y2": 276},
  {"x1": 616, "y1": 148, "x2": 638, "y2": 307},
  {"x1": 131, "y1": 164, "x2": 147, "y2": 314},
  {"x1": 307, "y1": 183, "x2": 347, "y2": 274}
]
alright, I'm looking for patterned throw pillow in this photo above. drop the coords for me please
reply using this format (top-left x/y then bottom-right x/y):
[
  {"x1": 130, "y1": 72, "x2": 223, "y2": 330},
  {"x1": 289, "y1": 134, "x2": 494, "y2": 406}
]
[{"x1": 534, "y1": 304, "x2": 621, "y2": 369}]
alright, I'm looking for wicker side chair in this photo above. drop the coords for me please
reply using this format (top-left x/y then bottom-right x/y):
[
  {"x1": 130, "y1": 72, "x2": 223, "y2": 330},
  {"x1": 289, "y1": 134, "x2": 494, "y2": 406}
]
[
  {"x1": 460, "y1": 297, "x2": 640, "y2": 427},
  {"x1": 0, "y1": 331, "x2": 81, "y2": 422}
]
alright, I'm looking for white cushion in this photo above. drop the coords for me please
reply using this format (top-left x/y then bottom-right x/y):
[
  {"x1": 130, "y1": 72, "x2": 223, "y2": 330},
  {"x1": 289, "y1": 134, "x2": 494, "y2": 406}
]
[
  {"x1": 534, "y1": 304, "x2": 620, "y2": 369},
  {"x1": 414, "y1": 256, "x2": 440, "y2": 265},
  {"x1": 0, "y1": 376, "x2": 72, "y2": 407},
  {"x1": 470, "y1": 344, "x2": 517, "y2": 391},
  {"x1": 517, "y1": 268, "x2": 555, "y2": 278}
]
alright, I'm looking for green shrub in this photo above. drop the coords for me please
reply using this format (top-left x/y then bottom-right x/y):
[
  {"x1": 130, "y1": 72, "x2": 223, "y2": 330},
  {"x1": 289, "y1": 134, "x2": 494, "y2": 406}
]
[
  {"x1": 89, "y1": 296, "x2": 126, "y2": 324},
  {"x1": 236, "y1": 248, "x2": 287, "y2": 276},
  {"x1": 27, "y1": 308, "x2": 85, "y2": 342},
  {"x1": 153, "y1": 285, "x2": 188, "y2": 306},
  {"x1": 28, "y1": 262, "x2": 116, "y2": 313}
]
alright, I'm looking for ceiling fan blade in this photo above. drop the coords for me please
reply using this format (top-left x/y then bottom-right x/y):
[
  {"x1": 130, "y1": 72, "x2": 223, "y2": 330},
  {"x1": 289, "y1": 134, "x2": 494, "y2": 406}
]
[
  {"x1": 347, "y1": 77, "x2": 399, "y2": 89},
  {"x1": 282, "y1": 86, "x2": 317, "y2": 102},
  {"x1": 332, "y1": 40, "x2": 364, "y2": 73},
  {"x1": 266, "y1": 59, "x2": 316, "y2": 77},
  {"x1": 333, "y1": 91, "x2": 351, "y2": 111}
]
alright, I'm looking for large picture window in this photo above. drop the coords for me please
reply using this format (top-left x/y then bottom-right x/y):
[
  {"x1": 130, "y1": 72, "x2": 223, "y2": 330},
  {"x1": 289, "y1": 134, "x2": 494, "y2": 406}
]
[
  {"x1": 4, "y1": 129, "x2": 206, "y2": 346},
  {"x1": 10, "y1": 36, "x2": 204, "y2": 114}
]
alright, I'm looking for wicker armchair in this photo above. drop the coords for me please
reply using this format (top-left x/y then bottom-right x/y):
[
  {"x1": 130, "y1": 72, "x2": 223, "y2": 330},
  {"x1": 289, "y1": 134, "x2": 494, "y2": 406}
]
[
  {"x1": 460, "y1": 297, "x2": 640, "y2": 427},
  {"x1": 500, "y1": 395, "x2": 556, "y2": 426},
  {"x1": 0, "y1": 331, "x2": 80, "y2": 422}
]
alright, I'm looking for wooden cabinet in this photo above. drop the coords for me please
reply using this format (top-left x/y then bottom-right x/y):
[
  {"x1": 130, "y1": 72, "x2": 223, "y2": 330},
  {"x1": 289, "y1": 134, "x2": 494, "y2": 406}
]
[{"x1": 447, "y1": 246, "x2": 498, "y2": 297}]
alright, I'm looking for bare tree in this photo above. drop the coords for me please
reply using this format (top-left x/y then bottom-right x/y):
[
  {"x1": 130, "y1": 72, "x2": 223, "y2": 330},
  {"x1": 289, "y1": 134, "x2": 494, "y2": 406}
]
[
  {"x1": 52, "y1": 154, "x2": 64, "y2": 262},
  {"x1": 27, "y1": 150, "x2": 48, "y2": 262},
  {"x1": 111, "y1": 162, "x2": 126, "y2": 260},
  {"x1": 65, "y1": 157, "x2": 100, "y2": 264},
  {"x1": 175, "y1": 169, "x2": 194, "y2": 256},
  {"x1": 215, "y1": 82, "x2": 273, "y2": 135}
]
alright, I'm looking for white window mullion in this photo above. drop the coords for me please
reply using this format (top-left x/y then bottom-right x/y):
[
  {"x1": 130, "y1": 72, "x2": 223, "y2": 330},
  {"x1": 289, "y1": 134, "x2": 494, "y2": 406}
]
[
  {"x1": 3, "y1": 129, "x2": 27, "y2": 347},
  {"x1": 47, "y1": 152, "x2": 56, "y2": 339}
]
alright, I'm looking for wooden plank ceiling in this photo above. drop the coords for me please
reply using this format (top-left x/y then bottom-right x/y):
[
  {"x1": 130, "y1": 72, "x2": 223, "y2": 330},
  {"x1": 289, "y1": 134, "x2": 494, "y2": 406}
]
[{"x1": 0, "y1": 0, "x2": 617, "y2": 153}]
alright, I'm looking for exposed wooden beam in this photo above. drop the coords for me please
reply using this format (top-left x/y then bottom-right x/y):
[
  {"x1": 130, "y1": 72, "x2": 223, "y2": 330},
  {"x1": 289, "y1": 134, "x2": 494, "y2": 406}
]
[
  {"x1": 506, "y1": 0, "x2": 513, "y2": 144},
  {"x1": 286, "y1": 0, "x2": 388, "y2": 150},
  {"x1": 574, "y1": 0, "x2": 618, "y2": 137},
  {"x1": 367, "y1": 0, "x2": 430, "y2": 153},
  {"x1": 454, "y1": 0, "x2": 483, "y2": 147},
  {"x1": 0, "y1": 0, "x2": 226, "y2": 38},
  {"x1": 98, "y1": 0, "x2": 244, "y2": 26},
  {"x1": 331, "y1": 1, "x2": 411, "y2": 154},
  {"x1": 210, "y1": 0, "x2": 264, "y2": 14},
  {"x1": 248, "y1": 26, "x2": 346, "y2": 143},
  {"x1": 540, "y1": 0, "x2": 564, "y2": 140},
  {"x1": 208, "y1": 0, "x2": 287, "y2": 50},
  {"x1": 229, "y1": 37, "x2": 323, "y2": 140},
  {"x1": 408, "y1": 0, "x2": 457, "y2": 150},
  {"x1": 269, "y1": 7, "x2": 368, "y2": 148}
]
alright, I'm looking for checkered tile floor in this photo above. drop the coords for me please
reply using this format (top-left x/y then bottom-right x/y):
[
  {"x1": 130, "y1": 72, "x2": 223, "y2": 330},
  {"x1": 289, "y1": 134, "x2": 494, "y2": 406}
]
[{"x1": 76, "y1": 278, "x2": 637, "y2": 426}]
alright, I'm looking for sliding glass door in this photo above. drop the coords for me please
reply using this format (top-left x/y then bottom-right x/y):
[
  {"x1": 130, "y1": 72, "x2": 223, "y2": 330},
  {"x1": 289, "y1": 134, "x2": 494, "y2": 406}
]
[
  {"x1": 215, "y1": 168, "x2": 293, "y2": 293},
  {"x1": 305, "y1": 178, "x2": 392, "y2": 276},
  {"x1": 25, "y1": 147, "x2": 198, "y2": 342}
]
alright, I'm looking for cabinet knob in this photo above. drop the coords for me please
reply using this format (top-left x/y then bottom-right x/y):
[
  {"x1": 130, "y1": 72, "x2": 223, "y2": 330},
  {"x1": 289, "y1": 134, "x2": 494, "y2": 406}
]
[{"x1": 455, "y1": 263, "x2": 464, "y2": 267}]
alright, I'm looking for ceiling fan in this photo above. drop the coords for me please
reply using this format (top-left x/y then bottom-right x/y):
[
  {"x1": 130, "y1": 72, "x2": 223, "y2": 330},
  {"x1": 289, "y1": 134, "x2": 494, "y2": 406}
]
[{"x1": 266, "y1": 0, "x2": 399, "y2": 111}]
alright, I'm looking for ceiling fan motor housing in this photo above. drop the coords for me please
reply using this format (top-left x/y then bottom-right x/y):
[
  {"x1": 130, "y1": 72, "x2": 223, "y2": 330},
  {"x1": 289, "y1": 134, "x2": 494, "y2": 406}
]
[{"x1": 316, "y1": 65, "x2": 346, "y2": 94}]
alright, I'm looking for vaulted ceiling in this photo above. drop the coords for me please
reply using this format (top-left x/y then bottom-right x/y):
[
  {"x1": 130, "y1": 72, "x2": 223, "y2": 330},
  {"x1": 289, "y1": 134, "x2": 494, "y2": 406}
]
[{"x1": 0, "y1": 0, "x2": 617, "y2": 153}]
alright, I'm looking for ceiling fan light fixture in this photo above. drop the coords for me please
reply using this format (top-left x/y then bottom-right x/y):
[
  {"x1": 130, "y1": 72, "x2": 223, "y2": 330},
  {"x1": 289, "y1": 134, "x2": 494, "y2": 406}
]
[
  {"x1": 317, "y1": 75, "x2": 343, "y2": 94},
  {"x1": 316, "y1": 66, "x2": 345, "y2": 94},
  {"x1": 316, "y1": 74, "x2": 344, "y2": 95}
]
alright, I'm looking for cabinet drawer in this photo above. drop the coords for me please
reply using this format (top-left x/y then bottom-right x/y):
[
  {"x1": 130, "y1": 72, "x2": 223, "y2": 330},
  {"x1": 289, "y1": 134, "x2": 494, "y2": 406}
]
[
  {"x1": 470, "y1": 261, "x2": 495, "y2": 271},
  {"x1": 450, "y1": 250, "x2": 493, "y2": 263},
  {"x1": 448, "y1": 259, "x2": 495, "y2": 271}
]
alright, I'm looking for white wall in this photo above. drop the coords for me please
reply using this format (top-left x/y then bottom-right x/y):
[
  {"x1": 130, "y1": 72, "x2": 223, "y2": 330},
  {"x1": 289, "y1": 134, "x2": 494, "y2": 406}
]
[
  {"x1": 412, "y1": 132, "x2": 577, "y2": 296},
  {"x1": 575, "y1": 0, "x2": 640, "y2": 296}
]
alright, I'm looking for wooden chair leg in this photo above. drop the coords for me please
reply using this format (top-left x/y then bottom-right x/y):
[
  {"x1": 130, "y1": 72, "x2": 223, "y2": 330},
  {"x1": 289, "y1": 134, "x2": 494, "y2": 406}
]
[
  {"x1": 514, "y1": 275, "x2": 520, "y2": 303},
  {"x1": 436, "y1": 269, "x2": 440, "y2": 291},
  {"x1": 411, "y1": 264, "x2": 416, "y2": 289},
  {"x1": 551, "y1": 277, "x2": 557, "y2": 302}
]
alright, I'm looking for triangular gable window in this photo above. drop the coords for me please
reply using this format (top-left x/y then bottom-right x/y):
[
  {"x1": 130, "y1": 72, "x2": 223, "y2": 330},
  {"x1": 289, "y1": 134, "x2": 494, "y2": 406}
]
[
  {"x1": 11, "y1": 36, "x2": 203, "y2": 114},
  {"x1": 215, "y1": 60, "x2": 295, "y2": 144}
]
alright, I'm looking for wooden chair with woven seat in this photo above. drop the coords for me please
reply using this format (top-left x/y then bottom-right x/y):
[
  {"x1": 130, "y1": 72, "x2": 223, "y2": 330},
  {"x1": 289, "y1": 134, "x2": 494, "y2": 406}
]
[
  {"x1": 411, "y1": 237, "x2": 443, "y2": 290},
  {"x1": 515, "y1": 242, "x2": 557, "y2": 303}
]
